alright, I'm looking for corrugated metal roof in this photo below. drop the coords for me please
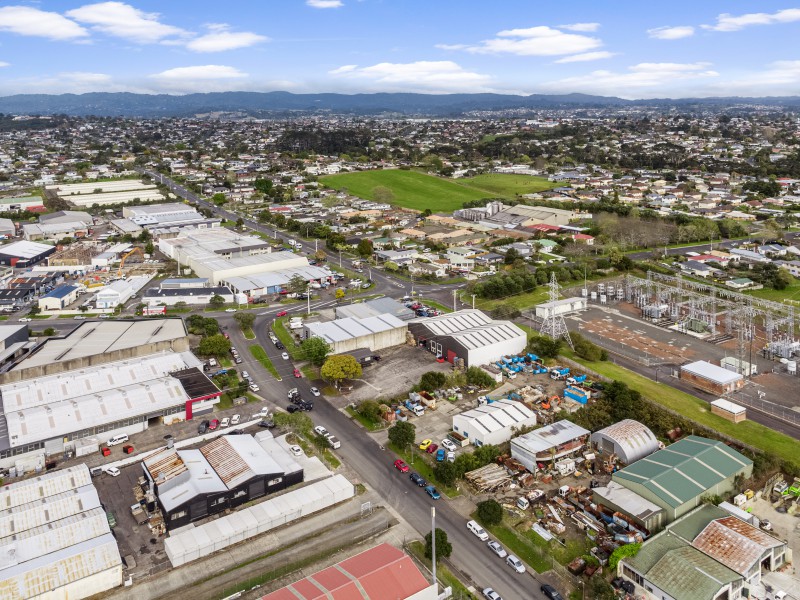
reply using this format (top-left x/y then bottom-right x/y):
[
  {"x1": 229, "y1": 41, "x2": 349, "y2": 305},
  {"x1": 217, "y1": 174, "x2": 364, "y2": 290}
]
[
  {"x1": 511, "y1": 419, "x2": 590, "y2": 455},
  {"x1": 646, "y1": 545, "x2": 739, "y2": 600},
  {"x1": 613, "y1": 436, "x2": 752, "y2": 508},
  {"x1": 692, "y1": 517, "x2": 784, "y2": 575},
  {"x1": 591, "y1": 419, "x2": 660, "y2": 464},
  {"x1": 681, "y1": 361, "x2": 743, "y2": 385},
  {"x1": 456, "y1": 399, "x2": 536, "y2": 435},
  {"x1": 143, "y1": 447, "x2": 188, "y2": 483},
  {"x1": 411, "y1": 309, "x2": 525, "y2": 350}
]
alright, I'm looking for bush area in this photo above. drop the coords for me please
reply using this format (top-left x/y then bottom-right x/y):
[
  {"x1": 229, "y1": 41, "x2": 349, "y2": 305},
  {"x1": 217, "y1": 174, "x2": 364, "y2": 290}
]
[{"x1": 570, "y1": 331, "x2": 608, "y2": 362}]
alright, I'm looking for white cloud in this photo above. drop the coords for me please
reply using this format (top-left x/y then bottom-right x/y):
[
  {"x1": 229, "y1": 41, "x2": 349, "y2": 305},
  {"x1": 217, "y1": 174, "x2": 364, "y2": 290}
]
[
  {"x1": 542, "y1": 62, "x2": 719, "y2": 98},
  {"x1": 329, "y1": 60, "x2": 494, "y2": 93},
  {"x1": 0, "y1": 6, "x2": 88, "y2": 40},
  {"x1": 647, "y1": 25, "x2": 695, "y2": 40},
  {"x1": 446, "y1": 26, "x2": 601, "y2": 56},
  {"x1": 151, "y1": 65, "x2": 247, "y2": 81},
  {"x1": 307, "y1": 0, "x2": 343, "y2": 7},
  {"x1": 66, "y1": 1, "x2": 187, "y2": 44},
  {"x1": 0, "y1": 62, "x2": 9, "y2": 68},
  {"x1": 702, "y1": 8, "x2": 800, "y2": 32},
  {"x1": 149, "y1": 65, "x2": 248, "y2": 93},
  {"x1": 559, "y1": 23, "x2": 600, "y2": 32},
  {"x1": 186, "y1": 25, "x2": 268, "y2": 52},
  {"x1": 554, "y1": 51, "x2": 615, "y2": 63}
]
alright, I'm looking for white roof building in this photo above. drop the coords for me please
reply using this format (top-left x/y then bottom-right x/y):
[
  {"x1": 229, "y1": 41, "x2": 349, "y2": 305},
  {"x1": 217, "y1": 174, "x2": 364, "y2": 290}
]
[
  {"x1": 0, "y1": 464, "x2": 122, "y2": 599},
  {"x1": 511, "y1": 419, "x2": 591, "y2": 471},
  {"x1": 453, "y1": 398, "x2": 537, "y2": 447},
  {"x1": 304, "y1": 314, "x2": 407, "y2": 354}
]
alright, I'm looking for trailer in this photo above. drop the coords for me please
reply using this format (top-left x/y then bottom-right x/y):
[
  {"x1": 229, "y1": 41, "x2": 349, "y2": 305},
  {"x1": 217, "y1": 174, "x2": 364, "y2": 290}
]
[{"x1": 564, "y1": 386, "x2": 590, "y2": 404}]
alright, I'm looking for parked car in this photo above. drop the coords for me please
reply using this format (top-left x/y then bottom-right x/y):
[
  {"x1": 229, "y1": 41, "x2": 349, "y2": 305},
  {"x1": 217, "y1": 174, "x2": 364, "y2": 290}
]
[
  {"x1": 482, "y1": 589, "x2": 502, "y2": 600},
  {"x1": 234, "y1": 357, "x2": 243, "y2": 364},
  {"x1": 424, "y1": 485, "x2": 441, "y2": 500},
  {"x1": 198, "y1": 420, "x2": 210, "y2": 434},
  {"x1": 540, "y1": 585, "x2": 564, "y2": 600},
  {"x1": 410, "y1": 472, "x2": 427, "y2": 487},
  {"x1": 394, "y1": 459, "x2": 409, "y2": 473},
  {"x1": 208, "y1": 419, "x2": 220, "y2": 431},
  {"x1": 289, "y1": 445, "x2": 303, "y2": 457},
  {"x1": 275, "y1": 341, "x2": 285, "y2": 350},
  {"x1": 418, "y1": 439, "x2": 432, "y2": 451},
  {"x1": 310, "y1": 387, "x2": 320, "y2": 396},
  {"x1": 506, "y1": 555, "x2": 525, "y2": 574},
  {"x1": 287, "y1": 404, "x2": 300, "y2": 413},
  {"x1": 313, "y1": 426, "x2": 329, "y2": 437},
  {"x1": 230, "y1": 414, "x2": 241, "y2": 425},
  {"x1": 298, "y1": 400, "x2": 314, "y2": 411},
  {"x1": 220, "y1": 417, "x2": 230, "y2": 428},
  {"x1": 258, "y1": 419, "x2": 275, "y2": 429},
  {"x1": 293, "y1": 368, "x2": 302, "y2": 378},
  {"x1": 73, "y1": 315, "x2": 86, "y2": 320},
  {"x1": 225, "y1": 308, "x2": 237, "y2": 313},
  {"x1": 19, "y1": 317, "x2": 31, "y2": 322},
  {"x1": 447, "y1": 451, "x2": 455, "y2": 462},
  {"x1": 326, "y1": 434, "x2": 341, "y2": 449},
  {"x1": 426, "y1": 443, "x2": 438, "y2": 454},
  {"x1": 249, "y1": 383, "x2": 260, "y2": 392},
  {"x1": 281, "y1": 352, "x2": 289, "y2": 360},
  {"x1": 104, "y1": 467, "x2": 121, "y2": 477},
  {"x1": 487, "y1": 541, "x2": 507, "y2": 558},
  {"x1": 441, "y1": 438, "x2": 457, "y2": 452},
  {"x1": 436, "y1": 448, "x2": 446, "y2": 462},
  {"x1": 276, "y1": 310, "x2": 288, "y2": 317},
  {"x1": 241, "y1": 370, "x2": 250, "y2": 379}
]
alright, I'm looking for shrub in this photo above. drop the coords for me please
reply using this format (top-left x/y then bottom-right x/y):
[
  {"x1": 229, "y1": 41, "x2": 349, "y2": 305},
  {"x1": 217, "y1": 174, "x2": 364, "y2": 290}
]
[{"x1": 476, "y1": 499, "x2": 503, "y2": 526}]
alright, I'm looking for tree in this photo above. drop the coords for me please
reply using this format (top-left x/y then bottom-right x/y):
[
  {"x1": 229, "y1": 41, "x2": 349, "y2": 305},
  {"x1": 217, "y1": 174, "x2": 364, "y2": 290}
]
[
  {"x1": 387, "y1": 420, "x2": 415, "y2": 448},
  {"x1": 300, "y1": 336, "x2": 332, "y2": 366},
  {"x1": 78, "y1": 304, "x2": 89, "y2": 313},
  {"x1": 43, "y1": 327, "x2": 56, "y2": 336},
  {"x1": 528, "y1": 335, "x2": 561, "y2": 359},
  {"x1": 144, "y1": 241, "x2": 154, "y2": 255},
  {"x1": 233, "y1": 311, "x2": 256, "y2": 331},
  {"x1": 211, "y1": 193, "x2": 227, "y2": 206},
  {"x1": 476, "y1": 499, "x2": 503, "y2": 526},
  {"x1": 287, "y1": 274, "x2": 308, "y2": 295},
  {"x1": 356, "y1": 400, "x2": 382, "y2": 423},
  {"x1": 372, "y1": 186, "x2": 395, "y2": 203},
  {"x1": 504, "y1": 247, "x2": 520, "y2": 264},
  {"x1": 273, "y1": 410, "x2": 313, "y2": 435},
  {"x1": 320, "y1": 354, "x2": 362, "y2": 385},
  {"x1": 384, "y1": 261, "x2": 399, "y2": 272},
  {"x1": 334, "y1": 288, "x2": 345, "y2": 301},
  {"x1": 424, "y1": 528, "x2": 452, "y2": 561},
  {"x1": 198, "y1": 333, "x2": 231, "y2": 356},
  {"x1": 357, "y1": 238, "x2": 374, "y2": 258},
  {"x1": 466, "y1": 366, "x2": 495, "y2": 388},
  {"x1": 434, "y1": 460, "x2": 458, "y2": 486},
  {"x1": 27, "y1": 305, "x2": 40, "y2": 316},
  {"x1": 419, "y1": 371, "x2": 447, "y2": 391},
  {"x1": 209, "y1": 294, "x2": 225, "y2": 308},
  {"x1": 235, "y1": 218, "x2": 244, "y2": 229}
]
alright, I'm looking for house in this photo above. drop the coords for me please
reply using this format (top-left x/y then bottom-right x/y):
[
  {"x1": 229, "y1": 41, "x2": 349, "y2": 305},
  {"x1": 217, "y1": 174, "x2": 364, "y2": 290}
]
[
  {"x1": 725, "y1": 277, "x2": 756, "y2": 290},
  {"x1": 452, "y1": 399, "x2": 537, "y2": 447},
  {"x1": 680, "y1": 260, "x2": 715, "y2": 278},
  {"x1": 446, "y1": 247, "x2": 475, "y2": 270},
  {"x1": 407, "y1": 262, "x2": 447, "y2": 278}
]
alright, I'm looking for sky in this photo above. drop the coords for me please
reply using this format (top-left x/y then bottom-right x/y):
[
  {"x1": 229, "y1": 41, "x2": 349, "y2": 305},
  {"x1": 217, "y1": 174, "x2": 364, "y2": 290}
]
[{"x1": 1, "y1": 1, "x2": 800, "y2": 98}]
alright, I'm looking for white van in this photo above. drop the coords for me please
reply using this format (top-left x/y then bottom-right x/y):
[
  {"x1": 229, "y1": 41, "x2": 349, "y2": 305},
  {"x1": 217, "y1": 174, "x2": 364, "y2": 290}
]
[
  {"x1": 467, "y1": 520, "x2": 489, "y2": 541},
  {"x1": 106, "y1": 434, "x2": 129, "y2": 447}
]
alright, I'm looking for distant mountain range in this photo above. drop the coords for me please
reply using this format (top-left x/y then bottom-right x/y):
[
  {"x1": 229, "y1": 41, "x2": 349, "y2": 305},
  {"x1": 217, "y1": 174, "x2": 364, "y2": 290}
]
[{"x1": 1, "y1": 91, "x2": 800, "y2": 117}]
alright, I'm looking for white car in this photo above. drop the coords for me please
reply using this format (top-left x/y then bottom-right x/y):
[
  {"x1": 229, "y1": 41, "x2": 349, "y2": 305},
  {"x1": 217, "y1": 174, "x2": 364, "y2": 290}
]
[
  {"x1": 487, "y1": 540, "x2": 507, "y2": 558},
  {"x1": 506, "y1": 555, "x2": 525, "y2": 574},
  {"x1": 447, "y1": 451, "x2": 455, "y2": 462},
  {"x1": 104, "y1": 467, "x2": 121, "y2": 477},
  {"x1": 220, "y1": 417, "x2": 230, "y2": 428},
  {"x1": 289, "y1": 445, "x2": 303, "y2": 457},
  {"x1": 441, "y1": 438, "x2": 457, "y2": 452},
  {"x1": 249, "y1": 383, "x2": 260, "y2": 392},
  {"x1": 18, "y1": 317, "x2": 31, "y2": 322},
  {"x1": 310, "y1": 387, "x2": 321, "y2": 397},
  {"x1": 314, "y1": 425, "x2": 329, "y2": 437},
  {"x1": 482, "y1": 589, "x2": 502, "y2": 600},
  {"x1": 225, "y1": 308, "x2": 237, "y2": 312},
  {"x1": 281, "y1": 352, "x2": 289, "y2": 360},
  {"x1": 230, "y1": 414, "x2": 241, "y2": 425},
  {"x1": 242, "y1": 371, "x2": 250, "y2": 379}
]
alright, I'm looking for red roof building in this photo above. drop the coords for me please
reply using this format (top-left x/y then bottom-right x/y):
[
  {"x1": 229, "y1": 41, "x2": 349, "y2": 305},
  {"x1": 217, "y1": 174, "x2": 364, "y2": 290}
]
[{"x1": 261, "y1": 543, "x2": 436, "y2": 600}]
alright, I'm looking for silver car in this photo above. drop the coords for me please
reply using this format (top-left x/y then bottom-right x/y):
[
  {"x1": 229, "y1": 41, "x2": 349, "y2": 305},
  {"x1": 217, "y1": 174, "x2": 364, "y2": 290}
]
[{"x1": 487, "y1": 540, "x2": 507, "y2": 558}]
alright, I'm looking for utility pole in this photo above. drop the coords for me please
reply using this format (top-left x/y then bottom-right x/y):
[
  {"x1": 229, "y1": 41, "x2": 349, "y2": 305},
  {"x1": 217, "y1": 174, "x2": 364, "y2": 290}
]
[
  {"x1": 431, "y1": 507, "x2": 437, "y2": 592},
  {"x1": 453, "y1": 289, "x2": 457, "y2": 312},
  {"x1": 307, "y1": 285, "x2": 311, "y2": 316},
  {"x1": 471, "y1": 294, "x2": 476, "y2": 310},
  {"x1": 339, "y1": 250, "x2": 342, "y2": 268}
]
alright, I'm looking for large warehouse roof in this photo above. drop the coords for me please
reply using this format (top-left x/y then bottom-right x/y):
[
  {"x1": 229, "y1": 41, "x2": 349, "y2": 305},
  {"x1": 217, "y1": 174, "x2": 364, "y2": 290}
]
[
  {"x1": 306, "y1": 314, "x2": 405, "y2": 344},
  {"x1": 512, "y1": 419, "x2": 590, "y2": 455},
  {"x1": 456, "y1": 399, "x2": 536, "y2": 435},
  {"x1": 0, "y1": 240, "x2": 54, "y2": 259},
  {"x1": 261, "y1": 543, "x2": 432, "y2": 600},
  {"x1": 10, "y1": 318, "x2": 187, "y2": 371},
  {"x1": 410, "y1": 309, "x2": 524, "y2": 350},
  {"x1": 692, "y1": 516, "x2": 784, "y2": 576},
  {"x1": 224, "y1": 264, "x2": 332, "y2": 292},
  {"x1": 0, "y1": 464, "x2": 121, "y2": 598},
  {"x1": 335, "y1": 297, "x2": 415, "y2": 321},
  {"x1": 613, "y1": 436, "x2": 752, "y2": 508}
]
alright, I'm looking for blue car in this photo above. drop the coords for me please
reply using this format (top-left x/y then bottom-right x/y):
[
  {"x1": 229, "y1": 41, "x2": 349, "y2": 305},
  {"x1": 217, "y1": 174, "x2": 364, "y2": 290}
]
[
  {"x1": 436, "y1": 448, "x2": 446, "y2": 462},
  {"x1": 424, "y1": 485, "x2": 441, "y2": 500}
]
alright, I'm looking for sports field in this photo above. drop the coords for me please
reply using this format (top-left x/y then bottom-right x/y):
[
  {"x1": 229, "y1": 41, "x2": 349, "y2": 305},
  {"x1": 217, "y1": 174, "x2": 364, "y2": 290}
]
[{"x1": 320, "y1": 170, "x2": 556, "y2": 212}]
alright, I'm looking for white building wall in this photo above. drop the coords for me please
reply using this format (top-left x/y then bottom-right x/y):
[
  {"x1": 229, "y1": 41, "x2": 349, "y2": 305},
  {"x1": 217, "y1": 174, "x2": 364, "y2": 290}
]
[{"x1": 466, "y1": 335, "x2": 527, "y2": 367}]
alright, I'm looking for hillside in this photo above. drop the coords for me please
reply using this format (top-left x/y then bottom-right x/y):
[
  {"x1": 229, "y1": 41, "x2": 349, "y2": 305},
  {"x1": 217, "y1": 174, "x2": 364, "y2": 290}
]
[{"x1": 320, "y1": 170, "x2": 556, "y2": 212}]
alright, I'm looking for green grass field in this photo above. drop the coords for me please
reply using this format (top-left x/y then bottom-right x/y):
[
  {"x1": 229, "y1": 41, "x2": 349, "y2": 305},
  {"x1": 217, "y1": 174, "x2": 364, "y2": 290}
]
[{"x1": 320, "y1": 170, "x2": 556, "y2": 213}]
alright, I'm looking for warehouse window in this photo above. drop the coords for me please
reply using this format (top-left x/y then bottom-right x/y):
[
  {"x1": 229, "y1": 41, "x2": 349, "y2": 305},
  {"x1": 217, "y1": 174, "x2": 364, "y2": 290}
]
[{"x1": 171, "y1": 511, "x2": 186, "y2": 521}]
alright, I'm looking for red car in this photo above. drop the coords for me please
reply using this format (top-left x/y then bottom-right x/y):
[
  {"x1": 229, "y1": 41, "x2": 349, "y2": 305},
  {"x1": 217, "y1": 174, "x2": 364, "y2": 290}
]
[
  {"x1": 426, "y1": 443, "x2": 439, "y2": 454},
  {"x1": 293, "y1": 368, "x2": 302, "y2": 378},
  {"x1": 394, "y1": 459, "x2": 409, "y2": 473},
  {"x1": 208, "y1": 419, "x2": 220, "y2": 431},
  {"x1": 276, "y1": 310, "x2": 288, "y2": 317}
]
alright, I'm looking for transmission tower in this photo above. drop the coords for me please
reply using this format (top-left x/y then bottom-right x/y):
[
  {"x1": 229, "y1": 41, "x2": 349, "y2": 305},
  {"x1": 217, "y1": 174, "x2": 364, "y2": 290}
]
[{"x1": 540, "y1": 272, "x2": 574, "y2": 349}]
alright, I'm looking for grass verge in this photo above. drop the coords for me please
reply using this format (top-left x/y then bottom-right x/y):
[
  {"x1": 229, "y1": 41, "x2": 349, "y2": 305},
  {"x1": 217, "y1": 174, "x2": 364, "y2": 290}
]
[
  {"x1": 388, "y1": 442, "x2": 460, "y2": 498},
  {"x1": 30, "y1": 314, "x2": 52, "y2": 319},
  {"x1": 561, "y1": 348, "x2": 800, "y2": 467},
  {"x1": 346, "y1": 406, "x2": 384, "y2": 431},
  {"x1": 474, "y1": 514, "x2": 551, "y2": 573},
  {"x1": 249, "y1": 344, "x2": 281, "y2": 380},
  {"x1": 407, "y1": 540, "x2": 478, "y2": 599},
  {"x1": 242, "y1": 326, "x2": 255, "y2": 340},
  {"x1": 271, "y1": 317, "x2": 300, "y2": 358}
]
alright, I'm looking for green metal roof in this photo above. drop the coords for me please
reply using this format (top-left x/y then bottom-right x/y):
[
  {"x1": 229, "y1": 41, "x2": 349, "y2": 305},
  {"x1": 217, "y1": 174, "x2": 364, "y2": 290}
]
[
  {"x1": 667, "y1": 505, "x2": 729, "y2": 542},
  {"x1": 613, "y1": 436, "x2": 752, "y2": 508},
  {"x1": 647, "y1": 545, "x2": 740, "y2": 600}
]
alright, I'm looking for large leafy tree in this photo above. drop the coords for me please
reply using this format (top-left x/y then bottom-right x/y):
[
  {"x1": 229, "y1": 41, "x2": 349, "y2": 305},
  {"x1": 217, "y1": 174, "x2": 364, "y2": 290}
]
[
  {"x1": 197, "y1": 334, "x2": 231, "y2": 356},
  {"x1": 300, "y1": 337, "x2": 332, "y2": 366},
  {"x1": 387, "y1": 421, "x2": 415, "y2": 448},
  {"x1": 320, "y1": 354, "x2": 362, "y2": 385},
  {"x1": 424, "y1": 528, "x2": 452, "y2": 561}
]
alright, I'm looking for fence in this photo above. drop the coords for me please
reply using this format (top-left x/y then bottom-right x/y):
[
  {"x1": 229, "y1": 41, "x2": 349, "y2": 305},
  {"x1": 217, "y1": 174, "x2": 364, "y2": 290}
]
[{"x1": 726, "y1": 388, "x2": 800, "y2": 428}]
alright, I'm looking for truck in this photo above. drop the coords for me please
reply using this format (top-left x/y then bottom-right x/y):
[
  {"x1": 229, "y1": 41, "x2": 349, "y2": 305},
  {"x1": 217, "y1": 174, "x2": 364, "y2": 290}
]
[
  {"x1": 566, "y1": 374, "x2": 587, "y2": 386},
  {"x1": 211, "y1": 368, "x2": 228, "y2": 378},
  {"x1": 404, "y1": 399, "x2": 425, "y2": 417},
  {"x1": 418, "y1": 391, "x2": 437, "y2": 410},
  {"x1": 550, "y1": 366, "x2": 570, "y2": 380}
]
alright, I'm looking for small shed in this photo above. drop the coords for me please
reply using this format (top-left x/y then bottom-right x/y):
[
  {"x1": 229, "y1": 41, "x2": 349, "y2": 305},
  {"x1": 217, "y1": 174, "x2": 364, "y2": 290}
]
[
  {"x1": 710, "y1": 398, "x2": 746, "y2": 423},
  {"x1": 680, "y1": 361, "x2": 744, "y2": 395}
]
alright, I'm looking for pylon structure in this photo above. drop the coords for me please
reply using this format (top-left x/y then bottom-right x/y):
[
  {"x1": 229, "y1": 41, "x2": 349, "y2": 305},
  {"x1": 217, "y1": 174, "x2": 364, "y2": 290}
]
[{"x1": 540, "y1": 272, "x2": 574, "y2": 349}]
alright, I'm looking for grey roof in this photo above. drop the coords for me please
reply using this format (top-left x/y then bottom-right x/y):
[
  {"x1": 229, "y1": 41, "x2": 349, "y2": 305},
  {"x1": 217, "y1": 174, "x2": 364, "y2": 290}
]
[
  {"x1": 591, "y1": 419, "x2": 660, "y2": 464},
  {"x1": 681, "y1": 360, "x2": 742, "y2": 385},
  {"x1": 410, "y1": 309, "x2": 525, "y2": 350},
  {"x1": 511, "y1": 419, "x2": 590, "y2": 454},
  {"x1": 335, "y1": 297, "x2": 415, "y2": 321},
  {"x1": 593, "y1": 480, "x2": 663, "y2": 522},
  {"x1": 305, "y1": 314, "x2": 406, "y2": 344},
  {"x1": 0, "y1": 240, "x2": 54, "y2": 259},
  {"x1": 455, "y1": 399, "x2": 536, "y2": 434}
]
